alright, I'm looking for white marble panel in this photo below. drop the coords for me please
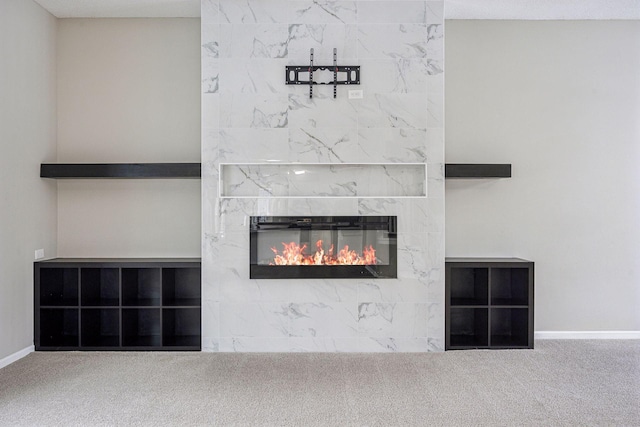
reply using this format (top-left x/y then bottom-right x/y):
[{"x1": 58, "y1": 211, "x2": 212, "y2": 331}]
[
  {"x1": 203, "y1": 195, "x2": 219, "y2": 238},
  {"x1": 286, "y1": 166, "x2": 358, "y2": 197},
  {"x1": 358, "y1": 277, "x2": 428, "y2": 303},
  {"x1": 357, "y1": 337, "x2": 430, "y2": 352},
  {"x1": 213, "y1": 232, "x2": 251, "y2": 286},
  {"x1": 288, "y1": 93, "x2": 358, "y2": 128},
  {"x1": 358, "y1": 94, "x2": 427, "y2": 128},
  {"x1": 288, "y1": 24, "x2": 357, "y2": 62},
  {"x1": 425, "y1": 58, "x2": 443, "y2": 76},
  {"x1": 359, "y1": 59, "x2": 428, "y2": 94},
  {"x1": 427, "y1": 298, "x2": 445, "y2": 351},
  {"x1": 289, "y1": 1, "x2": 357, "y2": 24},
  {"x1": 427, "y1": 302, "x2": 444, "y2": 341},
  {"x1": 427, "y1": 232, "x2": 445, "y2": 268},
  {"x1": 219, "y1": 59, "x2": 285, "y2": 94},
  {"x1": 217, "y1": 198, "x2": 257, "y2": 232},
  {"x1": 201, "y1": 24, "x2": 220, "y2": 58},
  {"x1": 357, "y1": 165, "x2": 426, "y2": 198},
  {"x1": 426, "y1": 197, "x2": 444, "y2": 233},
  {"x1": 219, "y1": 337, "x2": 290, "y2": 352},
  {"x1": 289, "y1": 302, "x2": 359, "y2": 337},
  {"x1": 220, "y1": 163, "x2": 426, "y2": 197},
  {"x1": 289, "y1": 128, "x2": 358, "y2": 163},
  {"x1": 427, "y1": 161, "x2": 444, "y2": 199},
  {"x1": 219, "y1": 128, "x2": 290, "y2": 162},
  {"x1": 425, "y1": 127, "x2": 444, "y2": 164},
  {"x1": 220, "y1": 302, "x2": 290, "y2": 337},
  {"x1": 357, "y1": 128, "x2": 427, "y2": 162},
  {"x1": 202, "y1": 56, "x2": 219, "y2": 94},
  {"x1": 202, "y1": 248, "x2": 220, "y2": 302},
  {"x1": 427, "y1": 74, "x2": 444, "y2": 127},
  {"x1": 289, "y1": 337, "x2": 360, "y2": 352},
  {"x1": 219, "y1": 24, "x2": 289, "y2": 58},
  {"x1": 201, "y1": 301, "x2": 220, "y2": 352},
  {"x1": 426, "y1": 267, "x2": 443, "y2": 302},
  {"x1": 359, "y1": 198, "x2": 427, "y2": 233},
  {"x1": 357, "y1": 1, "x2": 426, "y2": 23},
  {"x1": 427, "y1": 336, "x2": 444, "y2": 352},
  {"x1": 426, "y1": 1, "x2": 444, "y2": 25},
  {"x1": 221, "y1": 164, "x2": 289, "y2": 197},
  {"x1": 202, "y1": 93, "x2": 220, "y2": 129},
  {"x1": 219, "y1": 279, "x2": 262, "y2": 303},
  {"x1": 396, "y1": 232, "x2": 430, "y2": 281},
  {"x1": 426, "y1": 23, "x2": 444, "y2": 60},
  {"x1": 202, "y1": 128, "x2": 219, "y2": 178},
  {"x1": 202, "y1": 0, "x2": 446, "y2": 352},
  {"x1": 357, "y1": 197, "x2": 398, "y2": 215},
  {"x1": 284, "y1": 198, "x2": 359, "y2": 215},
  {"x1": 202, "y1": 0, "x2": 220, "y2": 23},
  {"x1": 253, "y1": 279, "x2": 359, "y2": 303},
  {"x1": 358, "y1": 24, "x2": 427, "y2": 59},
  {"x1": 220, "y1": 93, "x2": 289, "y2": 128},
  {"x1": 219, "y1": 0, "x2": 289, "y2": 23},
  {"x1": 357, "y1": 302, "x2": 428, "y2": 337}
]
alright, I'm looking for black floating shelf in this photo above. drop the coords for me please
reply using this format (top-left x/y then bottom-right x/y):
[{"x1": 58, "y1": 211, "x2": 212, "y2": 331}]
[
  {"x1": 445, "y1": 164, "x2": 511, "y2": 179},
  {"x1": 41, "y1": 163, "x2": 201, "y2": 179}
]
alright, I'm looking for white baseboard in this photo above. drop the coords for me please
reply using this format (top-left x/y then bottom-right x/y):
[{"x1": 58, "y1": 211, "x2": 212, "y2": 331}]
[
  {"x1": 535, "y1": 331, "x2": 640, "y2": 340},
  {"x1": 0, "y1": 345, "x2": 34, "y2": 370}
]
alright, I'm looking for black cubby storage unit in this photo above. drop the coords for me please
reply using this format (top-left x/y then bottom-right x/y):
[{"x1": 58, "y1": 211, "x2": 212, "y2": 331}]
[
  {"x1": 446, "y1": 258, "x2": 534, "y2": 350},
  {"x1": 35, "y1": 258, "x2": 201, "y2": 351}
]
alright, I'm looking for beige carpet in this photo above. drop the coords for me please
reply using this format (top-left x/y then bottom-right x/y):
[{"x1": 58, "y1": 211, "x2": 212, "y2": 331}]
[{"x1": 0, "y1": 340, "x2": 639, "y2": 426}]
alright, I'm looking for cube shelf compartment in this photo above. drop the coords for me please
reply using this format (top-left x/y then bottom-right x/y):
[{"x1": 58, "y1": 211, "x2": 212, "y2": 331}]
[
  {"x1": 122, "y1": 308, "x2": 162, "y2": 347},
  {"x1": 163, "y1": 308, "x2": 201, "y2": 347},
  {"x1": 35, "y1": 258, "x2": 201, "y2": 351},
  {"x1": 122, "y1": 268, "x2": 161, "y2": 306},
  {"x1": 446, "y1": 258, "x2": 534, "y2": 350},
  {"x1": 449, "y1": 307, "x2": 489, "y2": 347},
  {"x1": 39, "y1": 268, "x2": 79, "y2": 306},
  {"x1": 81, "y1": 308, "x2": 119, "y2": 347},
  {"x1": 81, "y1": 268, "x2": 119, "y2": 306},
  {"x1": 162, "y1": 268, "x2": 201, "y2": 306},
  {"x1": 40, "y1": 308, "x2": 79, "y2": 347}
]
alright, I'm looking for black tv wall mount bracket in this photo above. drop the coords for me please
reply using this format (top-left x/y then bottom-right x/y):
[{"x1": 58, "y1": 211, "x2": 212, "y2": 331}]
[{"x1": 286, "y1": 48, "x2": 360, "y2": 99}]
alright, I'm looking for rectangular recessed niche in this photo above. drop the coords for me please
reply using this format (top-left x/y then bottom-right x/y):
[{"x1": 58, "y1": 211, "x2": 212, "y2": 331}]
[{"x1": 220, "y1": 163, "x2": 426, "y2": 198}]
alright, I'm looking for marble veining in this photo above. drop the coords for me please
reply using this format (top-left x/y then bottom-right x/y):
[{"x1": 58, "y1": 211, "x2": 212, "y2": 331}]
[
  {"x1": 358, "y1": 24, "x2": 428, "y2": 59},
  {"x1": 202, "y1": 0, "x2": 445, "y2": 352},
  {"x1": 220, "y1": 163, "x2": 426, "y2": 198},
  {"x1": 291, "y1": 1, "x2": 358, "y2": 24}
]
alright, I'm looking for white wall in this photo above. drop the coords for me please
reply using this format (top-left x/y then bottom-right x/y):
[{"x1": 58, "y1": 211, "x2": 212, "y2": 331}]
[
  {"x1": 445, "y1": 20, "x2": 640, "y2": 332},
  {"x1": 56, "y1": 18, "x2": 201, "y2": 257},
  {"x1": 0, "y1": 0, "x2": 57, "y2": 359}
]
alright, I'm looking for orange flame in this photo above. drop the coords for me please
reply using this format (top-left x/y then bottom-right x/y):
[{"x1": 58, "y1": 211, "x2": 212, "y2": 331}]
[{"x1": 270, "y1": 240, "x2": 377, "y2": 266}]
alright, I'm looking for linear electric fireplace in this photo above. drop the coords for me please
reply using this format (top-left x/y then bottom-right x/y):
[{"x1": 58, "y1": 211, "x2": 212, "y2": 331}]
[{"x1": 250, "y1": 216, "x2": 397, "y2": 279}]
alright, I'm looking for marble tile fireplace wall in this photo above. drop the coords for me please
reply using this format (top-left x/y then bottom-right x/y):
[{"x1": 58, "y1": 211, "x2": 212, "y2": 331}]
[{"x1": 201, "y1": 0, "x2": 445, "y2": 352}]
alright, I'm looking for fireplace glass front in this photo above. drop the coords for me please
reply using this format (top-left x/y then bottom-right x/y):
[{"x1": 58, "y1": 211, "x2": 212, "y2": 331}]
[{"x1": 250, "y1": 216, "x2": 397, "y2": 279}]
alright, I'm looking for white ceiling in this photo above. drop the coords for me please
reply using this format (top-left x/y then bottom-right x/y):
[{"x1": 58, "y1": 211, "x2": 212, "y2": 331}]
[
  {"x1": 32, "y1": 0, "x2": 640, "y2": 19},
  {"x1": 32, "y1": 0, "x2": 201, "y2": 18},
  {"x1": 447, "y1": 0, "x2": 640, "y2": 20}
]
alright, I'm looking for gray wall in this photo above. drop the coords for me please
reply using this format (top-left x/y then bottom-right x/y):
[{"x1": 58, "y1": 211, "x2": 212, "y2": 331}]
[
  {"x1": 0, "y1": 0, "x2": 57, "y2": 360},
  {"x1": 56, "y1": 18, "x2": 201, "y2": 257},
  {"x1": 445, "y1": 20, "x2": 640, "y2": 332}
]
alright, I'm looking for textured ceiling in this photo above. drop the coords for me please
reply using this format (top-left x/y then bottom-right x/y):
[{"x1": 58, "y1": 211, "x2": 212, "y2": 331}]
[{"x1": 32, "y1": 0, "x2": 640, "y2": 19}]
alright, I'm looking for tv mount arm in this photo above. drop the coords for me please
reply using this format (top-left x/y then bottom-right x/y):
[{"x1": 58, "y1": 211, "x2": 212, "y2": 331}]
[{"x1": 285, "y1": 48, "x2": 360, "y2": 99}]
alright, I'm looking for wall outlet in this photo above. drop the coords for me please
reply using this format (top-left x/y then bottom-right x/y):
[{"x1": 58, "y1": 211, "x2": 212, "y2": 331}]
[
  {"x1": 348, "y1": 89, "x2": 363, "y2": 99},
  {"x1": 35, "y1": 249, "x2": 45, "y2": 260}
]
